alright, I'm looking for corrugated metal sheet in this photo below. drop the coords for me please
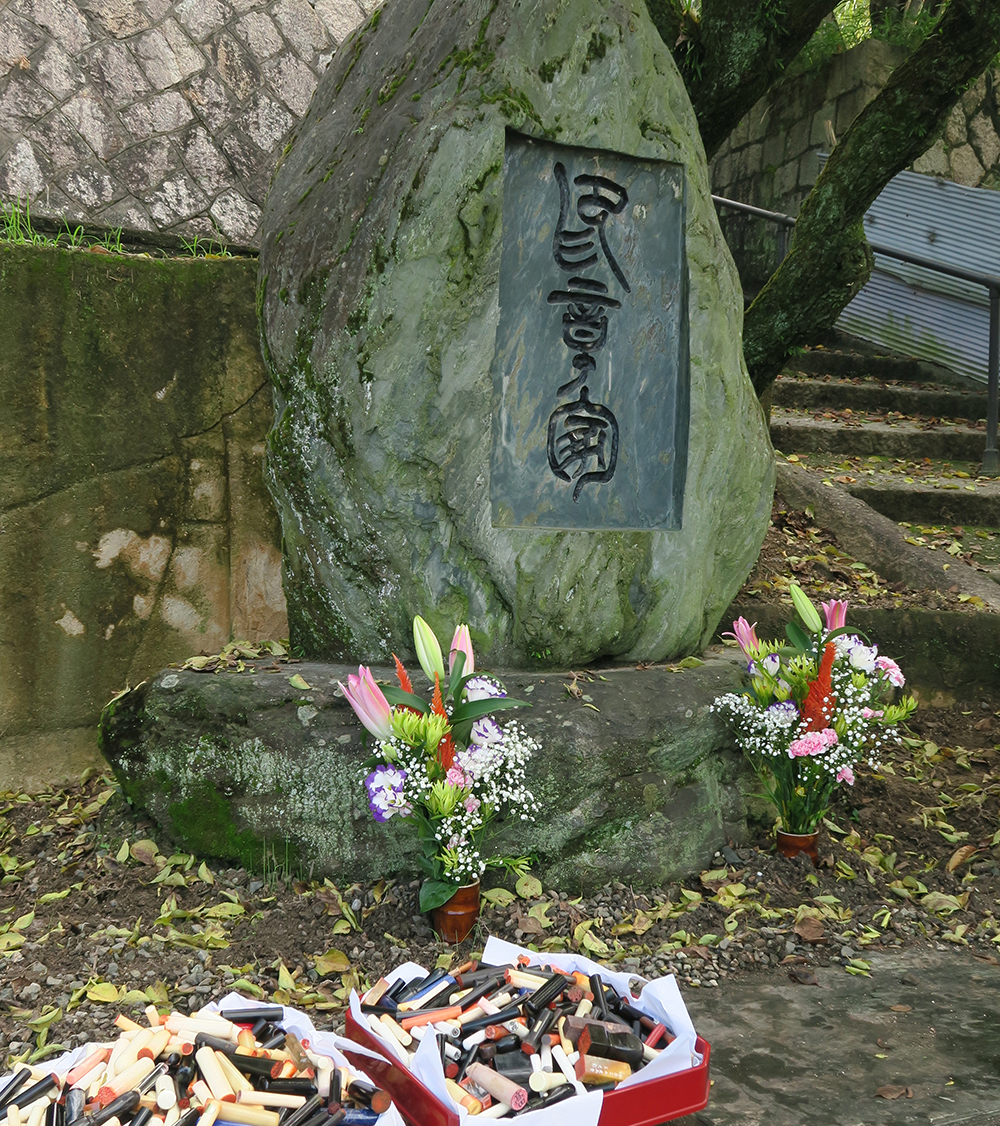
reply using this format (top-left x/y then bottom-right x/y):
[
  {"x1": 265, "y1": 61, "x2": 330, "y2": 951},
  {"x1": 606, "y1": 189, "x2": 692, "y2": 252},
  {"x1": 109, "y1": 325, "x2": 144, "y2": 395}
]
[
  {"x1": 818, "y1": 158, "x2": 1000, "y2": 383},
  {"x1": 835, "y1": 268, "x2": 990, "y2": 382}
]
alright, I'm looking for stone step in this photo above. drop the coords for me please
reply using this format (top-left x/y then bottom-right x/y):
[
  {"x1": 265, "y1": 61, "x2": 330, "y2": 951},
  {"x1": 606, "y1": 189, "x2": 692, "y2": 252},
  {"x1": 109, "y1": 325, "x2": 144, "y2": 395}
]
[
  {"x1": 846, "y1": 476, "x2": 1000, "y2": 528},
  {"x1": 770, "y1": 413, "x2": 989, "y2": 462},
  {"x1": 773, "y1": 374, "x2": 989, "y2": 420},
  {"x1": 790, "y1": 344, "x2": 972, "y2": 385}
]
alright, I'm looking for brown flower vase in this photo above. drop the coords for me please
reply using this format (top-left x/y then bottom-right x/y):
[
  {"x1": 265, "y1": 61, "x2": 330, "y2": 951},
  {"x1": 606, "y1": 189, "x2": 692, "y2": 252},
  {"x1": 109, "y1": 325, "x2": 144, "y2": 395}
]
[
  {"x1": 776, "y1": 829, "x2": 819, "y2": 866},
  {"x1": 430, "y1": 880, "x2": 481, "y2": 944}
]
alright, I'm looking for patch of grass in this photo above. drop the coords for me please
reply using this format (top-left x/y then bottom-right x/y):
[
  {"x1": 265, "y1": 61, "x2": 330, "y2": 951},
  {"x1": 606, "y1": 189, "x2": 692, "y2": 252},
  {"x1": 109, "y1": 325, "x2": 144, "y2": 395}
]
[
  {"x1": 1, "y1": 197, "x2": 60, "y2": 247},
  {"x1": 179, "y1": 234, "x2": 233, "y2": 259},
  {"x1": 0, "y1": 198, "x2": 249, "y2": 260}
]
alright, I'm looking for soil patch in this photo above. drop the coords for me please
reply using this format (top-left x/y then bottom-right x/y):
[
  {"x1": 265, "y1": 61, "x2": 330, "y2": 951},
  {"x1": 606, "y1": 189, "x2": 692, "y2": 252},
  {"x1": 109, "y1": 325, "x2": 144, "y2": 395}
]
[
  {"x1": 2, "y1": 682, "x2": 999, "y2": 1063},
  {"x1": 737, "y1": 495, "x2": 995, "y2": 614}
]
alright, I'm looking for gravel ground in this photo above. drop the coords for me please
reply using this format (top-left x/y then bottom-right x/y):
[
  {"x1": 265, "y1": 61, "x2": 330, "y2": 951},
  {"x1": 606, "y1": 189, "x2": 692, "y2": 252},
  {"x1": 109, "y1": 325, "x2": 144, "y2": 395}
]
[{"x1": 2, "y1": 685, "x2": 999, "y2": 1067}]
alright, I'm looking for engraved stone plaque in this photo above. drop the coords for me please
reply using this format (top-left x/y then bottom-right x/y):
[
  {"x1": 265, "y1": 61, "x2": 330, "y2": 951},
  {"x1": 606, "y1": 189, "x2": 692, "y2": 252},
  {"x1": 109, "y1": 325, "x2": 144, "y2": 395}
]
[{"x1": 491, "y1": 133, "x2": 689, "y2": 530}]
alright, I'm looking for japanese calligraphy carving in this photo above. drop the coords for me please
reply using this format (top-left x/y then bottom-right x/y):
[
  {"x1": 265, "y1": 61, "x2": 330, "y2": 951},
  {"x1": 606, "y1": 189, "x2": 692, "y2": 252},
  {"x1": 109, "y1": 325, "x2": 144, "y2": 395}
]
[
  {"x1": 491, "y1": 134, "x2": 688, "y2": 532},
  {"x1": 546, "y1": 161, "x2": 630, "y2": 499}
]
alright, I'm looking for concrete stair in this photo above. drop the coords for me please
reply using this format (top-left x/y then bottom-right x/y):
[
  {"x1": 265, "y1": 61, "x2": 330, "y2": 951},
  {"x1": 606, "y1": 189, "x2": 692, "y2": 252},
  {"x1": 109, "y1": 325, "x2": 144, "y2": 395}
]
[{"x1": 771, "y1": 340, "x2": 1000, "y2": 583}]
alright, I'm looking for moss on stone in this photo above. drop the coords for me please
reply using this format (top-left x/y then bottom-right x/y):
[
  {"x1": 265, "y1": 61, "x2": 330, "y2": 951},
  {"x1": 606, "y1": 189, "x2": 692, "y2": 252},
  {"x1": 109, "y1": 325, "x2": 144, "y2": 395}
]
[
  {"x1": 168, "y1": 781, "x2": 277, "y2": 870},
  {"x1": 257, "y1": 0, "x2": 774, "y2": 670}
]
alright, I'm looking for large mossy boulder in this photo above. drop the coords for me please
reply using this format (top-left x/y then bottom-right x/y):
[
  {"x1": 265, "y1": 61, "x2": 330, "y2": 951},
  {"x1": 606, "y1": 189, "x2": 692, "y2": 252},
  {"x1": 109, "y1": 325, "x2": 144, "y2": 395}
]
[
  {"x1": 258, "y1": 0, "x2": 774, "y2": 668},
  {"x1": 100, "y1": 657, "x2": 753, "y2": 892}
]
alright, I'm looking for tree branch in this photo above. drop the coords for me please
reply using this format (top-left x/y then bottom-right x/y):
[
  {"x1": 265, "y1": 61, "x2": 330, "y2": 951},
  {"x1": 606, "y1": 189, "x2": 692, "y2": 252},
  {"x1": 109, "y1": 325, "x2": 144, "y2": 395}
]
[
  {"x1": 742, "y1": 0, "x2": 1000, "y2": 396},
  {"x1": 646, "y1": 0, "x2": 840, "y2": 159}
]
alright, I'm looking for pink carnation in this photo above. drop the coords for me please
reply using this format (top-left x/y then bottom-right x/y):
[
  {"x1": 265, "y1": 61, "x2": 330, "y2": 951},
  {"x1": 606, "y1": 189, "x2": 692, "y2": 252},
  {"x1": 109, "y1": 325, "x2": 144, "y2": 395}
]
[
  {"x1": 445, "y1": 764, "x2": 469, "y2": 788},
  {"x1": 837, "y1": 766, "x2": 855, "y2": 786},
  {"x1": 788, "y1": 728, "x2": 838, "y2": 757},
  {"x1": 464, "y1": 794, "x2": 481, "y2": 814},
  {"x1": 875, "y1": 655, "x2": 905, "y2": 687},
  {"x1": 861, "y1": 707, "x2": 884, "y2": 720}
]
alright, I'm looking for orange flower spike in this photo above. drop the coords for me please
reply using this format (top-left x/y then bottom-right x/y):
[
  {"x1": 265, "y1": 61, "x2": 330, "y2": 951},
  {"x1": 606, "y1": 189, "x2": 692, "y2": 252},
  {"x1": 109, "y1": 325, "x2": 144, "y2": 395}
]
[
  {"x1": 431, "y1": 672, "x2": 448, "y2": 719},
  {"x1": 431, "y1": 674, "x2": 454, "y2": 768},
  {"x1": 438, "y1": 732, "x2": 456, "y2": 771},
  {"x1": 801, "y1": 643, "x2": 837, "y2": 732},
  {"x1": 392, "y1": 653, "x2": 413, "y2": 694}
]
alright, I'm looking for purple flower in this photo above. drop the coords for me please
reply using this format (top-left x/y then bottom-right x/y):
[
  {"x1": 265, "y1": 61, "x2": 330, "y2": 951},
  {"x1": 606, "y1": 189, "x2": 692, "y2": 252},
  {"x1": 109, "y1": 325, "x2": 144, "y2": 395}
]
[
  {"x1": 849, "y1": 643, "x2": 878, "y2": 672},
  {"x1": 365, "y1": 766, "x2": 408, "y2": 823},
  {"x1": 470, "y1": 717, "x2": 503, "y2": 746},
  {"x1": 762, "y1": 653, "x2": 780, "y2": 676},
  {"x1": 464, "y1": 676, "x2": 506, "y2": 702},
  {"x1": 767, "y1": 700, "x2": 798, "y2": 720}
]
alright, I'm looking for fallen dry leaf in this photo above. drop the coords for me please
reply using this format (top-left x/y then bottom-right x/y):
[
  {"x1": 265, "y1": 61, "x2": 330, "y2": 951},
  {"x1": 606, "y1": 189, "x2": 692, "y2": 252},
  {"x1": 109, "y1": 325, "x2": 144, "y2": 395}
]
[
  {"x1": 889, "y1": 1004, "x2": 912, "y2": 1013},
  {"x1": 788, "y1": 968, "x2": 819, "y2": 986},
  {"x1": 794, "y1": 915, "x2": 825, "y2": 944},
  {"x1": 515, "y1": 914, "x2": 546, "y2": 936},
  {"x1": 946, "y1": 844, "x2": 978, "y2": 872},
  {"x1": 875, "y1": 1085, "x2": 913, "y2": 1100}
]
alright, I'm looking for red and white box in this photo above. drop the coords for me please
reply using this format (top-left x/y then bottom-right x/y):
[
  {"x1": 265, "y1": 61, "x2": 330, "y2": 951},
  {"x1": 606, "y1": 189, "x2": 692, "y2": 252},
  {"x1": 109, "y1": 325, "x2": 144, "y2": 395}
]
[{"x1": 343, "y1": 936, "x2": 710, "y2": 1126}]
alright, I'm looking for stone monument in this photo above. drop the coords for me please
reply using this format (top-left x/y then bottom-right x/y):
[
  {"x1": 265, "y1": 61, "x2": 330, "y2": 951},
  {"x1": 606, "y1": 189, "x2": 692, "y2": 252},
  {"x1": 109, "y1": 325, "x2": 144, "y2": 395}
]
[{"x1": 258, "y1": 0, "x2": 774, "y2": 667}]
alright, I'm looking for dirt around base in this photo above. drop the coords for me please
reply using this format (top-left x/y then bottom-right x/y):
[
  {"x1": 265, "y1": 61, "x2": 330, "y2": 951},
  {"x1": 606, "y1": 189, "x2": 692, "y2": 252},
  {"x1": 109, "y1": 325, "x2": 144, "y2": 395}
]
[
  {"x1": 1, "y1": 682, "x2": 999, "y2": 1064},
  {"x1": 738, "y1": 495, "x2": 996, "y2": 614}
]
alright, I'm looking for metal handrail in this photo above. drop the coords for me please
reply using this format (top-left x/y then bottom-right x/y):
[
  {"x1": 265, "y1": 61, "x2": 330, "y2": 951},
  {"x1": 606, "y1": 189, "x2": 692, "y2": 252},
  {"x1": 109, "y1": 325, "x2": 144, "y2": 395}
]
[{"x1": 712, "y1": 194, "x2": 1000, "y2": 476}]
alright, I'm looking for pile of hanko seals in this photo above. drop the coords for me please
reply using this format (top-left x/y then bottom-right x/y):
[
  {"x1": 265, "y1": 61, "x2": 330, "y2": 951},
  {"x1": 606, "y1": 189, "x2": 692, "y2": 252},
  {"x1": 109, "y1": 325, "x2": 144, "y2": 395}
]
[
  {"x1": 0, "y1": 1004, "x2": 393, "y2": 1126},
  {"x1": 354, "y1": 955, "x2": 685, "y2": 1117}
]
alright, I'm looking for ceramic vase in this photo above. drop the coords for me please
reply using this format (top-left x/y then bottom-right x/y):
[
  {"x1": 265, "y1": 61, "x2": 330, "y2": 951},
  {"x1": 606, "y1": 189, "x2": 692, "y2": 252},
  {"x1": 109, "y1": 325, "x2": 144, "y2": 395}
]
[
  {"x1": 776, "y1": 828, "x2": 819, "y2": 866},
  {"x1": 430, "y1": 879, "x2": 481, "y2": 943}
]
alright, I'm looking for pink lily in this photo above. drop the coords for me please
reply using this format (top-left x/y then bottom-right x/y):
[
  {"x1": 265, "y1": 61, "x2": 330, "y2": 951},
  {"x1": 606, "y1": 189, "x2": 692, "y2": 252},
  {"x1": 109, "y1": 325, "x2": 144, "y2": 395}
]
[
  {"x1": 722, "y1": 616, "x2": 759, "y2": 656},
  {"x1": 820, "y1": 598, "x2": 848, "y2": 630},
  {"x1": 338, "y1": 665, "x2": 394, "y2": 740},
  {"x1": 449, "y1": 623, "x2": 475, "y2": 675}
]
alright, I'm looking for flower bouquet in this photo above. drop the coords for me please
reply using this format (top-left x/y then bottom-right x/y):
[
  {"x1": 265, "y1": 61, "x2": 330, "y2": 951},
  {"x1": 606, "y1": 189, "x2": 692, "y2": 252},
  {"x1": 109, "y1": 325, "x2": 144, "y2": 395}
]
[
  {"x1": 713, "y1": 584, "x2": 916, "y2": 835},
  {"x1": 339, "y1": 617, "x2": 540, "y2": 914}
]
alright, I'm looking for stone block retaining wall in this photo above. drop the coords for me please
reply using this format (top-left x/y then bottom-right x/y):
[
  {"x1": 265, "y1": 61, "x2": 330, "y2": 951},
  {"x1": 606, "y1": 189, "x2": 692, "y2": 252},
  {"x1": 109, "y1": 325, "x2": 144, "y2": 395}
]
[
  {"x1": 711, "y1": 40, "x2": 1000, "y2": 292},
  {"x1": 0, "y1": 0, "x2": 371, "y2": 244}
]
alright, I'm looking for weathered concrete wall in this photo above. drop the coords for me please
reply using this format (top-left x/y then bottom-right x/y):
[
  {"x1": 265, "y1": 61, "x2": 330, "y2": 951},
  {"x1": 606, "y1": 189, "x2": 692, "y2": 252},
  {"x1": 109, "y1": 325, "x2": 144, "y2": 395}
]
[
  {"x1": 0, "y1": 243, "x2": 286, "y2": 790},
  {"x1": 0, "y1": 0, "x2": 371, "y2": 244}
]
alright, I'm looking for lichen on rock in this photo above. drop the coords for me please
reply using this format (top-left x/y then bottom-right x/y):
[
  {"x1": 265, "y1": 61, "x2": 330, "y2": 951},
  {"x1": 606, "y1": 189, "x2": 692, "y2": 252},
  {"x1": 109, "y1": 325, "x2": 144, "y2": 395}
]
[{"x1": 258, "y1": 0, "x2": 774, "y2": 668}]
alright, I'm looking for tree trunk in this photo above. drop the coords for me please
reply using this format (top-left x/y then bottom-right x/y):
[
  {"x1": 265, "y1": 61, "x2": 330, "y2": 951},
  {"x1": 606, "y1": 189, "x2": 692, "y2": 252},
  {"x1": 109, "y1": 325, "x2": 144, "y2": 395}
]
[{"x1": 742, "y1": 0, "x2": 1000, "y2": 397}]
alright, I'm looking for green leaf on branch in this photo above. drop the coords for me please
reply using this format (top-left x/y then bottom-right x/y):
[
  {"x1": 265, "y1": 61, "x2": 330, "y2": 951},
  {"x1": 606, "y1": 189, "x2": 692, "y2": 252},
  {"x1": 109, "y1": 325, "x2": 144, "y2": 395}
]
[
  {"x1": 785, "y1": 621, "x2": 812, "y2": 653},
  {"x1": 419, "y1": 879, "x2": 460, "y2": 912},
  {"x1": 447, "y1": 650, "x2": 466, "y2": 701},
  {"x1": 450, "y1": 697, "x2": 530, "y2": 725}
]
